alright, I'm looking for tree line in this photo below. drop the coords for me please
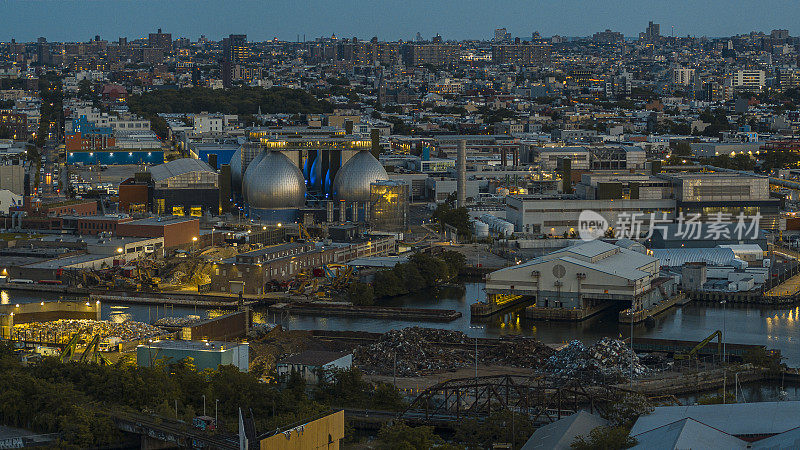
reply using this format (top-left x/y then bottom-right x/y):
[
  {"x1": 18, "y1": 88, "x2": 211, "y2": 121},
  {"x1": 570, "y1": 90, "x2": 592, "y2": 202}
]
[
  {"x1": 347, "y1": 251, "x2": 466, "y2": 304},
  {"x1": 0, "y1": 344, "x2": 403, "y2": 448},
  {"x1": 127, "y1": 86, "x2": 334, "y2": 116}
]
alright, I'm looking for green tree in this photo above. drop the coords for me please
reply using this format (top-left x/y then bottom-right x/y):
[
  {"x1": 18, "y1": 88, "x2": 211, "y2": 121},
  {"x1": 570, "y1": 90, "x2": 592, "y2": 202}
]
[
  {"x1": 373, "y1": 269, "x2": 405, "y2": 298},
  {"x1": 571, "y1": 426, "x2": 637, "y2": 450},
  {"x1": 410, "y1": 253, "x2": 452, "y2": 285},
  {"x1": 432, "y1": 203, "x2": 472, "y2": 237},
  {"x1": 671, "y1": 141, "x2": 692, "y2": 156},
  {"x1": 377, "y1": 422, "x2": 443, "y2": 450},
  {"x1": 77, "y1": 79, "x2": 93, "y2": 100},
  {"x1": 347, "y1": 282, "x2": 374, "y2": 305},
  {"x1": 455, "y1": 410, "x2": 534, "y2": 448},
  {"x1": 439, "y1": 250, "x2": 466, "y2": 275}
]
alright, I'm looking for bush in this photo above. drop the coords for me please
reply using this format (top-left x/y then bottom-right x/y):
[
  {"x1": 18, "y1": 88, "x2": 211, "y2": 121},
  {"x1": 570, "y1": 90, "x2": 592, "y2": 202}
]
[
  {"x1": 571, "y1": 426, "x2": 637, "y2": 449},
  {"x1": 347, "y1": 282, "x2": 374, "y2": 305}
]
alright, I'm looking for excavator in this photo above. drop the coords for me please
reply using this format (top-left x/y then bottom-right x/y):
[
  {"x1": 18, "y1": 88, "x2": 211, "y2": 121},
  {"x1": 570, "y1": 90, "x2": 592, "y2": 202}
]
[
  {"x1": 136, "y1": 260, "x2": 161, "y2": 292},
  {"x1": 674, "y1": 330, "x2": 722, "y2": 360}
]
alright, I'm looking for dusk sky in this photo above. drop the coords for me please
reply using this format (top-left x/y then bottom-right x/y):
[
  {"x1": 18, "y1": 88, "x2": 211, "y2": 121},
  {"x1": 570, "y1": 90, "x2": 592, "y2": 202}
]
[{"x1": 1, "y1": 0, "x2": 798, "y2": 42}]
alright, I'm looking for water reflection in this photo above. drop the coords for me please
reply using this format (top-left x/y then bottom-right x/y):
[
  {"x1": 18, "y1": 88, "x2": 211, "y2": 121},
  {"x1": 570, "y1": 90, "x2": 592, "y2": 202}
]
[{"x1": 5, "y1": 283, "x2": 800, "y2": 366}]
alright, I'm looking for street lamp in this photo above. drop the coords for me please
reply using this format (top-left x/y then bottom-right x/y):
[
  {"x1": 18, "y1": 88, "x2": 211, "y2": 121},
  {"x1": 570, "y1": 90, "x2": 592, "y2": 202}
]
[
  {"x1": 202, "y1": 394, "x2": 206, "y2": 416},
  {"x1": 192, "y1": 236, "x2": 198, "y2": 252},
  {"x1": 215, "y1": 399, "x2": 219, "y2": 428}
]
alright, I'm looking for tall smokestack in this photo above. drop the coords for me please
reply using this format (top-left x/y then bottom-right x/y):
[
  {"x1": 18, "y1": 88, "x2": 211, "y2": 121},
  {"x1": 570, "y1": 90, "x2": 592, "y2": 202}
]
[
  {"x1": 370, "y1": 128, "x2": 381, "y2": 158},
  {"x1": 561, "y1": 158, "x2": 572, "y2": 194},
  {"x1": 326, "y1": 201, "x2": 334, "y2": 223},
  {"x1": 457, "y1": 140, "x2": 466, "y2": 208}
]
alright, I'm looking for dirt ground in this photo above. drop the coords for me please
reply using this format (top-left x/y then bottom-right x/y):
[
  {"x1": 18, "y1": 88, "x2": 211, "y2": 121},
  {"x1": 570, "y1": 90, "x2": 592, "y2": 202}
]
[{"x1": 450, "y1": 243, "x2": 511, "y2": 268}]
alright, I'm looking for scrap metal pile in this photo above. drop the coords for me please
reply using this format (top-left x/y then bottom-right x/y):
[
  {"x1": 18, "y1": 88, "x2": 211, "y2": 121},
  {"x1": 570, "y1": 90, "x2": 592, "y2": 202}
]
[
  {"x1": 154, "y1": 316, "x2": 203, "y2": 327},
  {"x1": 355, "y1": 328, "x2": 653, "y2": 383},
  {"x1": 545, "y1": 338, "x2": 649, "y2": 383},
  {"x1": 14, "y1": 319, "x2": 165, "y2": 343},
  {"x1": 354, "y1": 327, "x2": 554, "y2": 377}
]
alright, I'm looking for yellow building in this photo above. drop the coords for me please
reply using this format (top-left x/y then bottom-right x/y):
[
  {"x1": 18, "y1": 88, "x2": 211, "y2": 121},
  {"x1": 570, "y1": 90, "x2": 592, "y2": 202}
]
[{"x1": 259, "y1": 410, "x2": 344, "y2": 450}]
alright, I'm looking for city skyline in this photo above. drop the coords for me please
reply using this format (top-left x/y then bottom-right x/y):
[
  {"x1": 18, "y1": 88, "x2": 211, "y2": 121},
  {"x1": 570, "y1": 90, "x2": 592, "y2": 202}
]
[{"x1": 1, "y1": 0, "x2": 798, "y2": 42}]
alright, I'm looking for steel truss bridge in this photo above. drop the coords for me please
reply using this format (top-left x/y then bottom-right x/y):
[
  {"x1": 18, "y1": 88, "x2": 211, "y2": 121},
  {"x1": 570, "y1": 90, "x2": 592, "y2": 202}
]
[{"x1": 397, "y1": 374, "x2": 625, "y2": 425}]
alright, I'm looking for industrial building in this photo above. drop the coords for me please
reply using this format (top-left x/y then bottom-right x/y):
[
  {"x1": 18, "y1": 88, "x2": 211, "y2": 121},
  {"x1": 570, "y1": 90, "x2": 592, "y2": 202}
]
[
  {"x1": 369, "y1": 180, "x2": 409, "y2": 232},
  {"x1": 505, "y1": 195, "x2": 675, "y2": 236},
  {"x1": 232, "y1": 134, "x2": 390, "y2": 223},
  {"x1": 136, "y1": 340, "x2": 249, "y2": 372},
  {"x1": 629, "y1": 401, "x2": 800, "y2": 449},
  {"x1": 255, "y1": 410, "x2": 344, "y2": 449},
  {"x1": 485, "y1": 240, "x2": 677, "y2": 317},
  {"x1": 649, "y1": 223, "x2": 769, "y2": 249},
  {"x1": 659, "y1": 172, "x2": 780, "y2": 230},
  {"x1": 115, "y1": 215, "x2": 199, "y2": 248},
  {"x1": 525, "y1": 145, "x2": 646, "y2": 171},
  {"x1": 150, "y1": 158, "x2": 220, "y2": 216},
  {"x1": 118, "y1": 158, "x2": 223, "y2": 216},
  {"x1": 208, "y1": 235, "x2": 395, "y2": 294},
  {"x1": 276, "y1": 350, "x2": 352, "y2": 384}
]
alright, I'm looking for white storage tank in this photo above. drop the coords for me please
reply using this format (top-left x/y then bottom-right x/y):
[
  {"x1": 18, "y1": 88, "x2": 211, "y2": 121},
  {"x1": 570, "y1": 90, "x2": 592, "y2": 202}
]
[
  {"x1": 763, "y1": 258, "x2": 771, "y2": 268},
  {"x1": 472, "y1": 220, "x2": 489, "y2": 238},
  {"x1": 479, "y1": 214, "x2": 515, "y2": 237},
  {"x1": 728, "y1": 282, "x2": 738, "y2": 291}
]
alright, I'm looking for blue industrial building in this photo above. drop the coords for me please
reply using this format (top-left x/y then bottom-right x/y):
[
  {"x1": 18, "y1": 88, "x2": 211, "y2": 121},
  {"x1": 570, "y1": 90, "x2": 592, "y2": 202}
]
[{"x1": 136, "y1": 340, "x2": 249, "y2": 372}]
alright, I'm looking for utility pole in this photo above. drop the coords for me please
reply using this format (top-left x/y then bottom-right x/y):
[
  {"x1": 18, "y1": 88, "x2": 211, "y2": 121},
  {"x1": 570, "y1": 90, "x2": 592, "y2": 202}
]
[
  {"x1": 630, "y1": 300, "x2": 634, "y2": 390},
  {"x1": 203, "y1": 394, "x2": 206, "y2": 416},
  {"x1": 721, "y1": 300, "x2": 727, "y2": 363},
  {"x1": 475, "y1": 337, "x2": 478, "y2": 380}
]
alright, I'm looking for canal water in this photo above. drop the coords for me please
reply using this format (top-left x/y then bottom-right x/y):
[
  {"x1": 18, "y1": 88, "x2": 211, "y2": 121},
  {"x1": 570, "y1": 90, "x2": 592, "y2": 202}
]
[{"x1": 4, "y1": 282, "x2": 800, "y2": 366}]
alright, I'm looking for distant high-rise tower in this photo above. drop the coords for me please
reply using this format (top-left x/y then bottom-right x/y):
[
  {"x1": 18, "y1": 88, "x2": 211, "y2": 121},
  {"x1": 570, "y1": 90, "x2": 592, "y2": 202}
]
[
  {"x1": 221, "y1": 34, "x2": 249, "y2": 88},
  {"x1": 36, "y1": 37, "x2": 51, "y2": 66},
  {"x1": 644, "y1": 21, "x2": 660, "y2": 41},
  {"x1": 494, "y1": 28, "x2": 511, "y2": 43},
  {"x1": 457, "y1": 140, "x2": 466, "y2": 208},
  {"x1": 148, "y1": 28, "x2": 172, "y2": 51}
]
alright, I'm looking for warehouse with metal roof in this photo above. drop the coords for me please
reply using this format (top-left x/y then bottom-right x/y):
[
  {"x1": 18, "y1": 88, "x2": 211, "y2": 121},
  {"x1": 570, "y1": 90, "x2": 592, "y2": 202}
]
[
  {"x1": 147, "y1": 158, "x2": 220, "y2": 216},
  {"x1": 651, "y1": 248, "x2": 737, "y2": 268}
]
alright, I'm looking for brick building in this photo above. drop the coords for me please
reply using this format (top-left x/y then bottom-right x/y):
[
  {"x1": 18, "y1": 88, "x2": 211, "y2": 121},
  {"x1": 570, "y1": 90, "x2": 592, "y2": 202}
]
[
  {"x1": 0, "y1": 111, "x2": 28, "y2": 140},
  {"x1": 209, "y1": 235, "x2": 396, "y2": 294},
  {"x1": 116, "y1": 216, "x2": 199, "y2": 248}
]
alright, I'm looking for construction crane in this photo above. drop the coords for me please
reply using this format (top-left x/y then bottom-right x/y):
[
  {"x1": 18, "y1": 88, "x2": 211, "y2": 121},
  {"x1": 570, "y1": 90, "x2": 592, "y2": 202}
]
[
  {"x1": 298, "y1": 223, "x2": 312, "y2": 240},
  {"x1": 674, "y1": 330, "x2": 722, "y2": 360}
]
